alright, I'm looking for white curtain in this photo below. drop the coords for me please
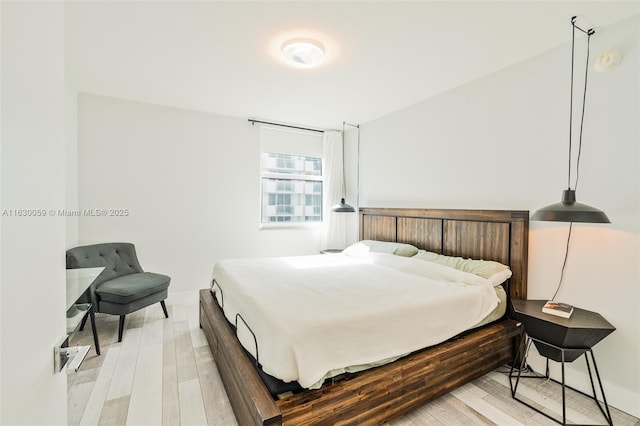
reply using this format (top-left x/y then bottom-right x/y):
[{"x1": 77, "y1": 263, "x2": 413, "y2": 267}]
[{"x1": 321, "y1": 130, "x2": 348, "y2": 250}]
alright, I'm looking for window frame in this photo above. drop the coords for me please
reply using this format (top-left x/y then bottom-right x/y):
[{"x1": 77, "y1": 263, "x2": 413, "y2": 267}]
[{"x1": 259, "y1": 127, "x2": 324, "y2": 229}]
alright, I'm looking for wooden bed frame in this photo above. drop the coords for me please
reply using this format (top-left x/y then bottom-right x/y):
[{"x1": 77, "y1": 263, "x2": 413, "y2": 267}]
[{"x1": 199, "y1": 208, "x2": 529, "y2": 425}]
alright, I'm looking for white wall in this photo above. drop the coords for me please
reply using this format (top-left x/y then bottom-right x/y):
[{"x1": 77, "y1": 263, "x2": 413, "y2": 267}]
[
  {"x1": 0, "y1": 2, "x2": 68, "y2": 424},
  {"x1": 359, "y1": 15, "x2": 639, "y2": 416},
  {"x1": 77, "y1": 94, "x2": 324, "y2": 293}
]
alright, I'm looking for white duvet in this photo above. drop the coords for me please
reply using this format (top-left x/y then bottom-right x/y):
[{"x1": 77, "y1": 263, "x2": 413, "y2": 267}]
[{"x1": 211, "y1": 248, "x2": 499, "y2": 389}]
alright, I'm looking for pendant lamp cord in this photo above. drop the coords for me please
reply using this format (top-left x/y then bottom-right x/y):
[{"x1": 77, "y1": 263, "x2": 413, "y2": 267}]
[
  {"x1": 575, "y1": 26, "x2": 594, "y2": 192},
  {"x1": 553, "y1": 17, "x2": 594, "y2": 301},
  {"x1": 552, "y1": 222, "x2": 573, "y2": 301},
  {"x1": 356, "y1": 124, "x2": 360, "y2": 210},
  {"x1": 568, "y1": 20, "x2": 575, "y2": 189},
  {"x1": 341, "y1": 121, "x2": 347, "y2": 200},
  {"x1": 340, "y1": 121, "x2": 360, "y2": 207},
  {"x1": 568, "y1": 16, "x2": 594, "y2": 191}
]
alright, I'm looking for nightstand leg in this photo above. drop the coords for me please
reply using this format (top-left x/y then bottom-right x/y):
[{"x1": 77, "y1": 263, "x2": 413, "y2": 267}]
[
  {"x1": 509, "y1": 331, "x2": 530, "y2": 397},
  {"x1": 510, "y1": 339, "x2": 613, "y2": 426},
  {"x1": 561, "y1": 350, "x2": 567, "y2": 425},
  {"x1": 584, "y1": 350, "x2": 613, "y2": 425}
]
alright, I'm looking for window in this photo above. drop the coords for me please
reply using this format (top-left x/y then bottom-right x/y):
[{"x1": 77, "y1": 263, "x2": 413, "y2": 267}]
[{"x1": 260, "y1": 127, "x2": 323, "y2": 224}]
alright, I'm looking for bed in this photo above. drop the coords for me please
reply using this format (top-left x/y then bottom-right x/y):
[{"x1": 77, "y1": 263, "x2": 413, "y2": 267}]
[{"x1": 199, "y1": 207, "x2": 529, "y2": 425}]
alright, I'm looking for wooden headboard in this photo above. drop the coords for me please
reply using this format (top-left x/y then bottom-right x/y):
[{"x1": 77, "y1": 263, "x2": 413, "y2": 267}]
[{"x1": 358, "y1": 208, "x2": 529, "y2": 310}]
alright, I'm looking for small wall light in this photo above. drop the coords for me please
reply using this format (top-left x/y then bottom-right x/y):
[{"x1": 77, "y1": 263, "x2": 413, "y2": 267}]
[
  {"x1": 281, "y1": 38, "x2": 325, "y2": 68},
  {"x1": 594, "y1": 50, "x2": 621, "y2": 73}
]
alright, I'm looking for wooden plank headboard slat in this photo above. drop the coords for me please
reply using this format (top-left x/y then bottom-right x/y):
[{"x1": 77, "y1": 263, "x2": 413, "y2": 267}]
[
  {"x1": 362, "y1": 215, "x2": 397, "y2": 242},
  {"x1": 396, "y1": 217, "x2": 443, "y2": 252},
  {"x1": 442, "y1": 220, "x2": 510, "y2": 264}
]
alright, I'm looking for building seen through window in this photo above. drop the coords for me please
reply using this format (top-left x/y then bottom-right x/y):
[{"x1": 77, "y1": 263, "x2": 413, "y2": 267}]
[{"x1": 261, "y1": 153, "x2": 323, "y2": 223}]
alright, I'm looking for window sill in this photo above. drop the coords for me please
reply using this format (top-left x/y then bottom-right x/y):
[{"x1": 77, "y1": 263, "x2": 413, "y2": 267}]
[{"x1": 259, "y1": 222, "x2": 323, "y2": 230}]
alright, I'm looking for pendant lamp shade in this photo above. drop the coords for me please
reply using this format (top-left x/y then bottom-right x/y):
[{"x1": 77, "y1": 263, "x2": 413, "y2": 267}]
[
  {"x1": 532, "y1": 190, "x2": 610, "y2": 223},
  {"x1": 331, "y1": 198, "x2": 356, "y2": 213}
]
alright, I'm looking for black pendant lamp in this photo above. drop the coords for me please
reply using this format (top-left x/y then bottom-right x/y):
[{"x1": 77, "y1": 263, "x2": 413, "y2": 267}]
[
  {"x1": 532, "y1": 189, "x2": 609, "y2": 223},
  {"x1": 330, "y1": 122, "x2": 358, "y2": 213},
  {"x1": 532, "y1": 17, "x2": 610, "y2": 224},
  {"x1": 331, "y1": 197, "x2": 355, "y2": 213}
]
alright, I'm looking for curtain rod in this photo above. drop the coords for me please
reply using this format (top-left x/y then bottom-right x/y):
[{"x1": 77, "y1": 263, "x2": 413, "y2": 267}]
[{"x1": 248, "y1": 119, "x2": 324, "y2": 134}]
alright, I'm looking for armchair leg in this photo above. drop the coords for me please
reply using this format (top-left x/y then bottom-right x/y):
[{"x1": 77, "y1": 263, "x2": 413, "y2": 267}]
[
  {"x1": 118, "y1": 315, "x2": 126, "y2": 342},
  {"x1": 79, "y1": 313, "x2": 89, "y2": 331},
  {"x1": 160, "y1": 300, "x2": 169, "y2": 318},
  {"x1": 89, "y1": 307, "x2": 101, "y2": 355}
]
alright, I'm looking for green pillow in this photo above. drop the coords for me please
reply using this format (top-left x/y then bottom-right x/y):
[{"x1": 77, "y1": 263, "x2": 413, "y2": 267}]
[{"x1": 414, "y1": 250, "x2": 511, "y2": 285}]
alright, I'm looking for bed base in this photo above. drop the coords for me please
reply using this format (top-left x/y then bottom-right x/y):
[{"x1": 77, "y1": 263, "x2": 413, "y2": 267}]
[
  {"x1": 200, "y1": 207, "x2": 529, "y2": 425},
  {"x1": 200, "y1": 289, "x2": 521, "y2": 425}
]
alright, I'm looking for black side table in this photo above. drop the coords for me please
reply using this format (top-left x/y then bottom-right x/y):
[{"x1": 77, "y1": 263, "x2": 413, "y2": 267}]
[
  {"x1": 320, "y1": 249, "x2": 343, "y2": 254},
  {"x1": 509, "y1": 299, "x2": 615, "y2": 425}
]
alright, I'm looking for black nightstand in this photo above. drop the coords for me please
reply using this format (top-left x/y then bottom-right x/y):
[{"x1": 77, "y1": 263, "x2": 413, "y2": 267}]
[
  {"x1": 320, "y1": 249, "x2": 343, "y2": 254},
  {"x1": 509, "y1": 299, "x2": 615, "y2": 425}
]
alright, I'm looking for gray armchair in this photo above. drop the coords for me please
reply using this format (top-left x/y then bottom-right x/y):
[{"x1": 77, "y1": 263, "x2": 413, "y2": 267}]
[{"x1": 66, "y1": 242, "x2": 170, "y2": 342}]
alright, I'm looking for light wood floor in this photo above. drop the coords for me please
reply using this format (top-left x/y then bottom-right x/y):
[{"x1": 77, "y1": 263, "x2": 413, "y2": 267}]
[{"x1": 68, "y1": 291, "x2": 639, "y2": 426}]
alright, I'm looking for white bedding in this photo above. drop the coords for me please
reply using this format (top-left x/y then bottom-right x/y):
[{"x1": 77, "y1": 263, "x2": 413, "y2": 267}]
[{"x1": 211, "y1": 250, "x2": 499, "y2": 389}]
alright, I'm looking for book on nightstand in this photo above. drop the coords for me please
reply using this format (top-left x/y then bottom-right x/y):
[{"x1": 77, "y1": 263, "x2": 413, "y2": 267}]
[{"x1": 542, "y1": 301, "x2": 574, "y2": 318}]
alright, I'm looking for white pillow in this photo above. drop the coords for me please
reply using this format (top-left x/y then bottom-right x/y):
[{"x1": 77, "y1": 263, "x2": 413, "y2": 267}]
[{"x1": 343, "y1": 240, "x2": 419, "y2": 257}]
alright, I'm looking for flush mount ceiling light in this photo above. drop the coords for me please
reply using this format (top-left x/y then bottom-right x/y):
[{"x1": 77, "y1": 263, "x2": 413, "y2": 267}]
[{"x1": 281, "y1": 38, "x2": 325, "y2": 68}]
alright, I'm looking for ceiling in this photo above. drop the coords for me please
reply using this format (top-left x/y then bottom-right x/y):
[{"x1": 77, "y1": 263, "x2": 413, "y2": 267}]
[{"x1": 64, "y1": 1, "x2": 639, "y2": 129}]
